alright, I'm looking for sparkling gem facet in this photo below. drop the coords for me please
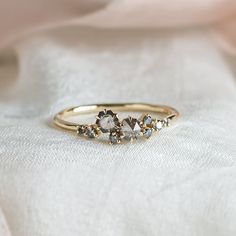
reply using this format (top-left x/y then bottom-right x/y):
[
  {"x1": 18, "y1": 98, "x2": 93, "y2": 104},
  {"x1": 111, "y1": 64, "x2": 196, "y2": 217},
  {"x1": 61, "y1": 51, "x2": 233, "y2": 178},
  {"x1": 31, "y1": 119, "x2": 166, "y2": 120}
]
[
  {"x1": 77, "y1": 126, "x2": 86, "y2": 135},
  {"x1": 109, "y1": 132, "x2": 122, "y2": 144},
  {"x1": 122, "y1": 117, "x2": 141, "y2": 140},
  {"x1": 99, "y1": 114, "x2": 116, "y2": 130},
  {"x1": 143, "y1": 115, "x2": 153, "y2": 125},
  {"x1": 155, "y1": 120, "x2": 163, "y2": 131},
  {"x1": 85, "y1": 126, "x2": 99, "y2": 138},
  {"x1": 96, "y1": 110, "x2": 119, "y2": 133},
  {"x1": 143, "y1": 128, "x2": 153, "y2": 139}
]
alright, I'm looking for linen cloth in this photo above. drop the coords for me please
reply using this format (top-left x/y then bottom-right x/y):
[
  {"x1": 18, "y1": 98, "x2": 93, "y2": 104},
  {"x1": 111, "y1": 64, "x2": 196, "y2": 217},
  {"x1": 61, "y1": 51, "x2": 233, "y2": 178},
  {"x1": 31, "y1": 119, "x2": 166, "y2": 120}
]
[{"x1": 0, "y1": 26, "x2": 236, "y2": 236}]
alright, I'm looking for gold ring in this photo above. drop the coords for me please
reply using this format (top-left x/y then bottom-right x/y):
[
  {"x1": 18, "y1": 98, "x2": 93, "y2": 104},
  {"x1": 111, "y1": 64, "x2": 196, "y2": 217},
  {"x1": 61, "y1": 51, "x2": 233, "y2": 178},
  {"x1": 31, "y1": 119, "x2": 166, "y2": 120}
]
[{"x1": 53, "y1": 103, "x2": 179, "y2": 144}]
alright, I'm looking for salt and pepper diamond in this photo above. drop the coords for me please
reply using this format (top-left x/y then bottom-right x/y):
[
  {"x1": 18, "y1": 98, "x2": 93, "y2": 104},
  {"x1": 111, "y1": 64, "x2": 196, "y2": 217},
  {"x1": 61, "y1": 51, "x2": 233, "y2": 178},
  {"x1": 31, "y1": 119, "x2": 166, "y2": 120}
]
[
  {"x1": 77, "y1": 125, "x2": 87, "y2": 135},
  {"x1": 154, "y1": 119, "x2": 164, "y2": 131},
  {"x1": 141, "y1": 114, "x2": 153, "y2": 126},
  {"x1": 77, "y1": 110, "x2": 168, "y2": 144},
  {"x1": 96, "y1": 109, "x2": 120, "y2": 133},
  {"x1": 109, "y1": 130, "x2": 124, "y2": 144},
  {"x1": 143, "y1": 128, "x2": 153, "y2": 139},
  {"x1": 122, "y1": 116, "x2": 142, "y2": 141},
  {"x1": 140, "y1": 114, "x2": 154, "y2": 139},
  {"x1": 85, "y1": 125, "x2": 100, "y2": 139}
]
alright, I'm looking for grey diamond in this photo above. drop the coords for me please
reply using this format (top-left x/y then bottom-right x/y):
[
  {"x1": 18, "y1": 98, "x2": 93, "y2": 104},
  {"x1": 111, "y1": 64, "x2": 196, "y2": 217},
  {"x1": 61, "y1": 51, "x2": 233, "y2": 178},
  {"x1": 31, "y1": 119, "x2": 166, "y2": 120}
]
[
  {"x1": 143, "y1": 128, "x2": 152, "y2": 139},
  {"x1": 99, "y1": 114, "x2": 116, "y2": 131},
  {"x1": 109, "y1": 132, "x2": 121, "y2": 144},
  {"x1": 77, "y1": 126, "x2": 86, "y2": 135},
  {"x1": 143, "y1": 115, "x2": 152, "y2": 125},
  {"x1": 155, "y1": 120, "x2": 163, "y2": 131},
  {"x1": 85, "y1": 126, "x2": 98, "y2": 138},
  {"x1": 96, "y1": 110, "x2": 119, "y2": 133},
  {"x1": 122, "y1": 117, "x2": 141, "y2": 140}
]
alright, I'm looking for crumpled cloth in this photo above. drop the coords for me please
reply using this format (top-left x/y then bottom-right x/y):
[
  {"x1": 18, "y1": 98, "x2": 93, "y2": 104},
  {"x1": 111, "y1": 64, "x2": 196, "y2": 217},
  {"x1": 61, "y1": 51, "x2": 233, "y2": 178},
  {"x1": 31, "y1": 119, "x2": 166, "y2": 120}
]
[
  {"x1": 0, "y1": 28, "x2": 236, "y2": 236},
  {"x1": 1, "y1": 0, "x2": 236, "y2": 54},
  {"x1": 0, "y1": 1, "x2": 236, "y2": 236}
]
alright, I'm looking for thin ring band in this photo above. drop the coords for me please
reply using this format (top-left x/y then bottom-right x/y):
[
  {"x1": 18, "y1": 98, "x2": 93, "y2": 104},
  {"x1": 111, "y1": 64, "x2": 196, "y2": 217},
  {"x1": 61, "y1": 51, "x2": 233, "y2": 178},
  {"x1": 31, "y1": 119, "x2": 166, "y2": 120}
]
[{"x1": 53, "y1": 103, "x2": 179, "y2": 144}]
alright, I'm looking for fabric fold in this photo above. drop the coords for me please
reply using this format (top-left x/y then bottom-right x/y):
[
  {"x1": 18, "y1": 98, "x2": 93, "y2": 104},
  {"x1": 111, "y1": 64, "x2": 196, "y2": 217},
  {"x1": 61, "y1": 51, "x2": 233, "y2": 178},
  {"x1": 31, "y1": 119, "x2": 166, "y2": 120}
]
[
  {"x1": 0, "y1": 29, "x2": 236, "y2": 235},
  {"x1": 0, "y1": 208, "x2": 11, "y2": 236},
  {"x1": 0, "y1": 0, "x2": 236, "y2": 54}
]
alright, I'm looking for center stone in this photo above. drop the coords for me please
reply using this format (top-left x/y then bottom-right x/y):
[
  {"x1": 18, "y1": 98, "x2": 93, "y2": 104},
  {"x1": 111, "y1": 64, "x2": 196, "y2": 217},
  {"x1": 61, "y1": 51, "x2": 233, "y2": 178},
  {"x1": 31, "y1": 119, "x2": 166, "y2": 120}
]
[
  {"x1": 99, "y1": 114, "x2": 116, "y2": 131},
  {"x1": 122, "y1": 117, "x2": 141, "y2": 140}
]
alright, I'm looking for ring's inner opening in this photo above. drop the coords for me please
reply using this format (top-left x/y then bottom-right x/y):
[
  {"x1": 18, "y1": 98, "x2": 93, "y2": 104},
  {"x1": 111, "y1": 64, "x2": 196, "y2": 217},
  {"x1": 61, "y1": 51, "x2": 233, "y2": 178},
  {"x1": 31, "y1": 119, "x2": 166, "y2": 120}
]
[
  {"x1": 65, "y1": 104, "x2": 173, "y2": 116},
  {"x1": 57, "y1": 103, "x2": 177, "y2": 124},
  {"x1": 54, "y1": 103, "x2": 178, "y2": 131}
]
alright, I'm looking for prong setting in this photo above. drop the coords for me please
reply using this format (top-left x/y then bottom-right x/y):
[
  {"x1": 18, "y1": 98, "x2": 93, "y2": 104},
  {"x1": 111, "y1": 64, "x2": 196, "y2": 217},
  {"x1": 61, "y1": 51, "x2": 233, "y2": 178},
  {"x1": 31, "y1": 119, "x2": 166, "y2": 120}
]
[
  {"x1": 78, "y1": 110, "x2": 169, "y2": 144},
  {"x1": 84, "y1": 125, "x2": 100, "y2": 139},
  {"x1": 109, "y1": 129, "x2": 124, "y2": 145},
  {"x1": 54, "y1": 103, "x2": 179, "y2": 144},
  {"x1": 96, "y1": 109, "x2": 120, "y2": 133},
  {"x1": 122, "y1": 116, "x2": 142, "y2": 141},
  {"x1": 77, "y1": 125, "x2": 87, "y2": 135}
]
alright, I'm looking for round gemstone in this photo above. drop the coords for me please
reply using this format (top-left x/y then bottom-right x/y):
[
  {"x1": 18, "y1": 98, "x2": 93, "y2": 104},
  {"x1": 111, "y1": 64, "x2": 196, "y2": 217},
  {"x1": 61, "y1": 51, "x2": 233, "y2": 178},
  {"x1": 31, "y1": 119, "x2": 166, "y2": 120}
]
[
  {"x1": 85, "y1": 126, "x2": 99, "y2": 138},
  {"x1": 96, "y1": 110, "x2": 119, "y2": 133},
  {"x1": 122, "y1": 117, "x2": 141, "y2": 141},
  {"x1": 99, "y1": 114, "x2": 116, "y2": 131},
  {"x1": 109, "y1": 132, "x2": 121, "y2": 144},
  {"x1": 77, "y1": 125, "x2": 86, "y2": 135}
]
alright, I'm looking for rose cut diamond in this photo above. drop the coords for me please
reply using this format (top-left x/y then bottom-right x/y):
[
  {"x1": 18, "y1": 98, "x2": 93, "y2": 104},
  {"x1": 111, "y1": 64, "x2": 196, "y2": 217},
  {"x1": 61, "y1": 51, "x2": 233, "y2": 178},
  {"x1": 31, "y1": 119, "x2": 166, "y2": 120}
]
[
  {"x1": 85, "y1": 126, "x2": 99, "y2": 138},
  {"x1": 122, "y1": 117, "x2": 141, "y2": 140},
  {"x1": 99, "y1": 115, "x2": 116, "y2": 130},
  {"x1": 96, "y1": 110, "x2": 119, "y2": 133},
  {"x1": 143, "y1": 128, "x2": 153, "y2": 139},
  {"x1": 77, "y1": 125, "x2": 86, "y2": 135}
]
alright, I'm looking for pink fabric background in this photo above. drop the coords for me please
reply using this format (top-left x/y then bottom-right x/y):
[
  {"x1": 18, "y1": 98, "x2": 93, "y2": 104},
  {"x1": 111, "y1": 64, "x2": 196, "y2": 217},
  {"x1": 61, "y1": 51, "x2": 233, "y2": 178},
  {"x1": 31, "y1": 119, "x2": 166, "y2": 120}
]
[{"x1": 0, "y1": 0, "x2": 236, "y2": 54}]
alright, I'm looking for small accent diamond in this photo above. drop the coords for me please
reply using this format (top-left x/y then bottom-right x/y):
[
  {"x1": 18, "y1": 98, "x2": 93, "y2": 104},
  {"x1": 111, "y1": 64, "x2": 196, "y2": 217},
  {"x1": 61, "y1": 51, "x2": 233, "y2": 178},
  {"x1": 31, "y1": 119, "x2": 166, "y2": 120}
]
[
  {"x1": 85, "y1": 125, "x2": 99, "y2": 138},
  {"x1": 143, "y1": 115, "x2": 153, "y2": 126},
  {"x1": 109, "y1": 131, "x2": 123, "y2": 144},
  {"x1": 77, "y1": 125, "x2": 86, "y2": 135},
  {"x1": 143, "y1": 128, "x2": 153, "y2": 139},
  {"x1": 154, "y1": 120, "x2": 163, "y2": 131}
]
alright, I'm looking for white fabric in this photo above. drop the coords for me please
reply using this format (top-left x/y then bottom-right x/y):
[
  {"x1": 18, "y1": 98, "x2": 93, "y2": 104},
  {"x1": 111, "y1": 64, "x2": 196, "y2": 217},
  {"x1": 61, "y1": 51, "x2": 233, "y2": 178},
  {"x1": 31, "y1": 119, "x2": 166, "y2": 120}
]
[{"x1": 0, "y1": 28, "x2": 236, "y2": 236}]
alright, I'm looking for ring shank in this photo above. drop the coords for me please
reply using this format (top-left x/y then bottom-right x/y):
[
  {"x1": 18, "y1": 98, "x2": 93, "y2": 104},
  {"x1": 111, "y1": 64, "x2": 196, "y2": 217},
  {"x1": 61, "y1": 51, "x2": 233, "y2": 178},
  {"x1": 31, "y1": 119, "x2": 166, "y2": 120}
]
[{"x1": 54, "y1": 103, "x2": 179, "y2": 131}]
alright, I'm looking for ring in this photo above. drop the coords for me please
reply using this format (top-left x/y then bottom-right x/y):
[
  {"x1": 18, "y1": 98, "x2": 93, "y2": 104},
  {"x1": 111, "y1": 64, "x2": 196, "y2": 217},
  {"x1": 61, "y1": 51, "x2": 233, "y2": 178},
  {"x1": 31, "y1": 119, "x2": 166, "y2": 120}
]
[{"x1": 53, "y1": 103, "x2": 179, "y2": 144}]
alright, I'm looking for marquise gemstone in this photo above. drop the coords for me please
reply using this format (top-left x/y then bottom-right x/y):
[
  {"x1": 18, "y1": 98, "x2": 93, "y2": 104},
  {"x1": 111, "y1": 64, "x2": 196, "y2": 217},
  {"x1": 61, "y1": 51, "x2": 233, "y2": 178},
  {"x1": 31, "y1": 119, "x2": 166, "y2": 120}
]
[
  {"x1": 143, "y1": 115, "x2": 152, "y2": 125},
  {"x1": 143, "y1": 128, "x2": 153, "y2": 138}
]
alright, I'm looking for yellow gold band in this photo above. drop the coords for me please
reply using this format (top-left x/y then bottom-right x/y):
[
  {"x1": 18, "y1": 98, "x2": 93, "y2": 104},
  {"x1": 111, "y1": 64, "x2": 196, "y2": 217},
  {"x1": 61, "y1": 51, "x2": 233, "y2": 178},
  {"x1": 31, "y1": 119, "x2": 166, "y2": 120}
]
[{"x1": 53, "y1": 103, "x2": 179, "y2": 144}]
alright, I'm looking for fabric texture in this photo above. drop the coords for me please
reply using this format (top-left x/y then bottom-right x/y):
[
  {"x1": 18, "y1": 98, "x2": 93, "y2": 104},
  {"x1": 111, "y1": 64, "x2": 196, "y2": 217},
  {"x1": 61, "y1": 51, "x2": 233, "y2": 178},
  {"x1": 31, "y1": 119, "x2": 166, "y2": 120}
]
[
  {"x1": 1, "y1": 0, "x2": 236, "y2": 54},
  {"x1": 0, "y1": 27, "x2": 236, "y2": 236}
]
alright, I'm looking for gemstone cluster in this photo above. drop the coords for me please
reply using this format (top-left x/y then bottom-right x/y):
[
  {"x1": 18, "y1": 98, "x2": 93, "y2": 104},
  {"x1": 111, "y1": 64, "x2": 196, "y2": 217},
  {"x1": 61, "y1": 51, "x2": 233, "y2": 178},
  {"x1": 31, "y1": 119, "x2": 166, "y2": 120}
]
[{"x1": 77, "y1": 109, "x2": 170, "y2": 144}]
